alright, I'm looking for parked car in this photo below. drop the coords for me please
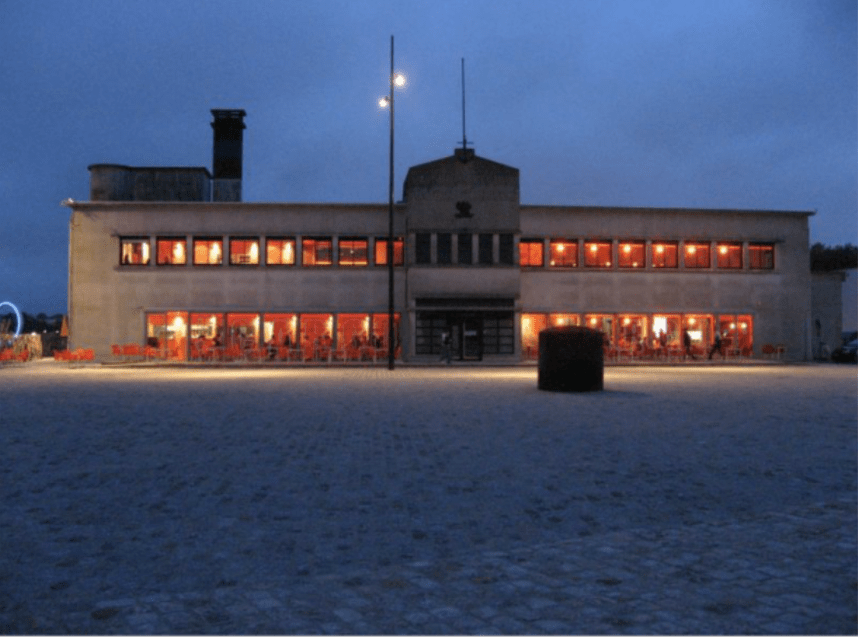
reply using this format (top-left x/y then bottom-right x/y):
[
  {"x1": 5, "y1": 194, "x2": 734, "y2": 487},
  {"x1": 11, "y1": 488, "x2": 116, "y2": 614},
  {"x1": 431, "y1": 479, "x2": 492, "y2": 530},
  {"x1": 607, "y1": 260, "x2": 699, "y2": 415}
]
[{"x1": 831, "y1": 338, "x2": 857, "y2": 363}]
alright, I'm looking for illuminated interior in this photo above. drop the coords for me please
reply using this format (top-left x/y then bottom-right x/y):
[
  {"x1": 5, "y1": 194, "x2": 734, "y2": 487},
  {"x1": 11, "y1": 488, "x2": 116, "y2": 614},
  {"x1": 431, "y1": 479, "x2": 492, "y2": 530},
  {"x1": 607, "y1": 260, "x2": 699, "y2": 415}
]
[
  {"x1": 549, "y1": 240, "x2": 578, "y2": 267},
  {"x1": 339, "y1": 239, "x2": 369, "y2": 266},
  {"x1": 651, "y1": 242, "x2": 678, "y2": 268},
  {"x1": 716, "y1": 243, "x2": 743, "y2": 269},
  {"x1": 374, "y1": 237, "x2": 404, "y2": 265},
  {"x1": 156, "y1": 238, "x2": 186, "y2": 265},
  {"x1": 230, "y1": 238, "x2": 260, "y2": 265},
  {"x1": 684, "y1": 242, "x2": 710, "y2": 268},
  {"x1": 302, "y1": 238, "x2": 333, "y2": 266},
  {"x1": 519, "y1": 239, "x2": 544, "y2": 267},
  {"x1": 584, "y1": 241, "x2": 612, "y2": 268},
  {"x1": 749, "y1": 243, "x2": 774, "y2": 270},
  {"x1": 266, "y1": 238, "x2": 295, "y2": 265},
  {"x1": 193, "y1": 238, "x2": 223, "y2": 265},
  {"x1": 121, "y1": 238, "x2": 150, "y2": 265},
  {"x1": 618, "y1": 241, "x2": 645, "y2": 268}
]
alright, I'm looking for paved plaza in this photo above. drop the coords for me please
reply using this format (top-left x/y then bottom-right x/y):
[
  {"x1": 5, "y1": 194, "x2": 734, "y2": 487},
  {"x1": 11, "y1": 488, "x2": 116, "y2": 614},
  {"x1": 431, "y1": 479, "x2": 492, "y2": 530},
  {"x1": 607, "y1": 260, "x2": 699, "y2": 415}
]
[{"x1": 0, "y1": 362, "x2": 855, "y2": 634}]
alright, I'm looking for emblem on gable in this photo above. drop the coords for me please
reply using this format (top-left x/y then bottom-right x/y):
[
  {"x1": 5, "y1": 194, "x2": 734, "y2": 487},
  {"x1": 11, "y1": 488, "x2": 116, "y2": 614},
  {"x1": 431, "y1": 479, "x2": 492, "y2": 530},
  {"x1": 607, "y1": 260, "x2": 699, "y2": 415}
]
[{"x1": 455, "y1": 201, "x2": 473, "y2": 218}]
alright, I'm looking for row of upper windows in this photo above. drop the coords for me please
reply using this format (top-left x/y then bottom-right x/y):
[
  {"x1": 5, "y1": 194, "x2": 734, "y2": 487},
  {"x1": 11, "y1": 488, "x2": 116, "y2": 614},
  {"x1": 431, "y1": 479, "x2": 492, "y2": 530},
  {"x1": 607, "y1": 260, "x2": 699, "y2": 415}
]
[
  {"x1": 120, "y1": 236, "x2": 404, "y2": 267},
  {"x1": 518, "y1": 239, "x2": 775, "y2": 270},
  {"x1": 119, "y1": 235, "x2": 775, "y2": 271}
]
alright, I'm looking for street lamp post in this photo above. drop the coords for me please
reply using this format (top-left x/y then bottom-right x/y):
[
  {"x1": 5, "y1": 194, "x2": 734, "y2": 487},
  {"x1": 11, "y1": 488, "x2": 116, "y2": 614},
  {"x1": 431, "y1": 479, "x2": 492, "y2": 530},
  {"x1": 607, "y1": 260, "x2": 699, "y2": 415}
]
[{"x1": 380, "y1": 35, "x2": 404, "y2": 370}]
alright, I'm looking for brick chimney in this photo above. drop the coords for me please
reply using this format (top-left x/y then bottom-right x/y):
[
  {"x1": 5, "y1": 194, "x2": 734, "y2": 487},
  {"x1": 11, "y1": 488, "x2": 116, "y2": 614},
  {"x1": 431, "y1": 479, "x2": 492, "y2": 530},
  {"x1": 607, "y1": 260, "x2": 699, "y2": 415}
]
[{"x1": 211, "y1": 109, "x2": 246, "y2": 202}]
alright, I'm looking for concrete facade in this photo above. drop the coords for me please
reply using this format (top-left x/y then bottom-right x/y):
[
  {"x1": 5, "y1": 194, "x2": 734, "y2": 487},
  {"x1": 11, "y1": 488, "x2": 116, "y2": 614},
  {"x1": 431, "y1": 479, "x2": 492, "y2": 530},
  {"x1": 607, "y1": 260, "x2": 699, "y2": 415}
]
[{"x1": 65, "y1": 111, "x2": 815, "y2": 362}]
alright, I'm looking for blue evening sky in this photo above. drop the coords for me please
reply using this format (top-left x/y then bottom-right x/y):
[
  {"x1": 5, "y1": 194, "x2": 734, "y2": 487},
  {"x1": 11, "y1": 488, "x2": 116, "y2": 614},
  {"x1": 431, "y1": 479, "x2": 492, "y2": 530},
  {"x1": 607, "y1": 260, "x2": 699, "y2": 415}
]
[{"x1": 1, "y1": 0, "x2": 855, "y2": 315}]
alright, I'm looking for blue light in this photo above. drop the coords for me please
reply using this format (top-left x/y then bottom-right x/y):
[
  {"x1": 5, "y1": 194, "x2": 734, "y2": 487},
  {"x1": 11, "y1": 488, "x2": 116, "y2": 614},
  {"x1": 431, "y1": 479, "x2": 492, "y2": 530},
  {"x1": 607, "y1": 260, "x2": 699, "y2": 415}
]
[{"x1": 0, "y1": 301, "x2": 22, "y2": 337}]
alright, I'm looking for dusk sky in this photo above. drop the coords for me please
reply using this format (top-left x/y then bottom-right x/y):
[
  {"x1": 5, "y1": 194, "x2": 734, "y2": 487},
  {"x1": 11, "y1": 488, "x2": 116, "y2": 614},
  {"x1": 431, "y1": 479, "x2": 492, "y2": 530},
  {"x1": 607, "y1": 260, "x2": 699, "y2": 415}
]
[{"x1": 2, "y1": 0, "x2": 856, "y2": 315}]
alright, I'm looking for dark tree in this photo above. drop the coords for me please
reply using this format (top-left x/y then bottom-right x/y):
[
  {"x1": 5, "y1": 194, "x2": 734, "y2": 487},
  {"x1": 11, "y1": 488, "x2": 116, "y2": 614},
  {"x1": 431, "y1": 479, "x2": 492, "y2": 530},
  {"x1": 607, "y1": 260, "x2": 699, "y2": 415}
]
[{"x1": 810, "y1": 243, "x2": 858, "y2": 272}]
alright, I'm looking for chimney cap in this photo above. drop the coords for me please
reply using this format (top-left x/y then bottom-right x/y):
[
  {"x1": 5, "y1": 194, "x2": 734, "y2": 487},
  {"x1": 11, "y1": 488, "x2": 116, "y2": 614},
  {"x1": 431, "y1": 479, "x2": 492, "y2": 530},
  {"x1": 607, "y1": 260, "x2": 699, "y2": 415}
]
[{"x1": 211, "y1": 109, "x2": 247, "y2": 124}]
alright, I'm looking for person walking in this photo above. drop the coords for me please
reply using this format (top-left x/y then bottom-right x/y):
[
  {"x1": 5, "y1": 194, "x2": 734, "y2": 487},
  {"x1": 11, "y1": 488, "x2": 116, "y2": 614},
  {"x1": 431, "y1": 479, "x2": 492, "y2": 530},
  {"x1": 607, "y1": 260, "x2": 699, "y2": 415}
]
[{"x1": 708, "y1": 331, "x2": 723, "y2": 360}]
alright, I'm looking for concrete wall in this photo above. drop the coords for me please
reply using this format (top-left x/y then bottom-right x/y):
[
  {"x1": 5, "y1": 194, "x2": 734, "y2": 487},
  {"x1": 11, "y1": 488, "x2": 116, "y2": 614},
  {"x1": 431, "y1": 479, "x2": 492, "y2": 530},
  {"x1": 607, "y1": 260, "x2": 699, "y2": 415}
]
[
  {"x1": 520, "y1": 206, "x2": 812, "y2": 360},
  {"x1": 811, "y1": 271, "x2": 846, "y2": 358},
  {"x1": 68, "y1": 202, "x2": 406, "y2": 358}
]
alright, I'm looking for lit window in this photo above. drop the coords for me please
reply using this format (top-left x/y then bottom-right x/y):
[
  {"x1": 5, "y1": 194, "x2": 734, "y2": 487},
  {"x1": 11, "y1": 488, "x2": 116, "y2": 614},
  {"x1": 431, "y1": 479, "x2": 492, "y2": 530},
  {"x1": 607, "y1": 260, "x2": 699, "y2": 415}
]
[
  {"x1": 339, "y1": 238, "x2": 368, "y2": 266},
  {"x1": 520, "y1": 239, "x2": 544, "y2": 267},
  {"x1": 584, "y1": 241, "x2": 612, "y2": 268},
  {"x1": 716, "y1": 243, "x2": 742, "y2": 269},
  {"x1": 156, "y1": 238, "x2": 186, "y2": 265},
  {"x1": 229, "y1": 237, "x2": 260, "y2": 265},
  {"x1": 684, "y1": 242, "x2": 710, "y2": 268},
  {"x1": 549, "y1": 240, "x2": 578, "y2": 267},
  {"x1": 302, "y1": 237, "x2": 333, "y2": 266},
  {"x1": 120, "y1": 237, "x2": 150, "y2": 266},
  {"x1": 521, "y1": 313, "x2": 548, "y2": 359},
  {"x1": 266, "y1": 238, "x2": 295, "y2": 265},
  {"x1": 193, "y1": 238, "x2": 223, "y2": 266},
  {"x1": 618, "y1": 241, "x2": 645, "y2": 268},
  {"x1": 375, "y1": 237, "x2": 404, "y2": 265},
  {"x1": 749, "y1": 243, "x2": 774, "y2": 270},
  {"x1": 651, "y1": 242, "x2": 678, "y2": 268}
]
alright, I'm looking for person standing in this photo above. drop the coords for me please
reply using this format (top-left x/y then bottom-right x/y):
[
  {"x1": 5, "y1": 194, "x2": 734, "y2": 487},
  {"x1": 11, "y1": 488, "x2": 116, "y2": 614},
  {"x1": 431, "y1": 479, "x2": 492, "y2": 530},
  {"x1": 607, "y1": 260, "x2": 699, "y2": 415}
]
[
  {"x1": 683, "y1": 329, "x2": 696, "y2": 360},
  {"x1": 440, "y1": 329, "x2": 452, "y2": 364}
]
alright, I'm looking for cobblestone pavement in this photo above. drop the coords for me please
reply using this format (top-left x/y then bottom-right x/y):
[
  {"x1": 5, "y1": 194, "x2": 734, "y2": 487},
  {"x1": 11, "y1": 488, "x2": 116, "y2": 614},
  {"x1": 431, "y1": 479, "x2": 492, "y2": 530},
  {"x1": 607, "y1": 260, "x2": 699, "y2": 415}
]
[{"x1": 1, "y1": 363, "x2": 855, "y2": 634}]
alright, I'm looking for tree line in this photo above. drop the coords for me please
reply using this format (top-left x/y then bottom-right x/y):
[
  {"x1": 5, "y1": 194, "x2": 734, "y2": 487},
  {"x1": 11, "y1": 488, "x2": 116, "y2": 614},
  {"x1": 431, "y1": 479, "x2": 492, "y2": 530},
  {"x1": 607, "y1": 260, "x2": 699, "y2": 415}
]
[{"x1": 810, "y1": 243, "x2": 857, "y2": 272}]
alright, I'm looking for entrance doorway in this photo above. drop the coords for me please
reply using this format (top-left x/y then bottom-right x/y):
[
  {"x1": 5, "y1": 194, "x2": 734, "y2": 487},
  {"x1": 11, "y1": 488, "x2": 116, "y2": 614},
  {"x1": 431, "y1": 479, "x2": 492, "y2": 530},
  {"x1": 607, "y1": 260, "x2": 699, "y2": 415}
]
[{"x1": 415, "y1": 309, "x2": 514, "y2": 360}]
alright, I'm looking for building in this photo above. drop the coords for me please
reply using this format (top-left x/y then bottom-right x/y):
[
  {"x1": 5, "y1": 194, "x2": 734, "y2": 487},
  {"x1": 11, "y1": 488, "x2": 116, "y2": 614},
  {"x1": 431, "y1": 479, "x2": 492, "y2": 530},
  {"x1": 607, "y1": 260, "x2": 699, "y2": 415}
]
[{"x1": 65, "y1": 110, "x2": 814, "y2": 362}]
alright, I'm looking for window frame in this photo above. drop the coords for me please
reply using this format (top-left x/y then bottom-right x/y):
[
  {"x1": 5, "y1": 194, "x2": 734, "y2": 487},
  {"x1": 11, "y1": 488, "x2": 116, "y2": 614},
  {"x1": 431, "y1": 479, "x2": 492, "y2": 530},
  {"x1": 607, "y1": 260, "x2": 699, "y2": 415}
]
[
  {"x1": 716, "y1": 242, "x2": 743, "y2": 269},
  {"x1": 338, "y1": 237, "x2": 369, "y2": 267},
  {"x1": 684, "y1": 242, "x2": 711, "y2": 269},
  {"x1": 749, "y1": 243, "x2": 774, "y2": 270},
  {"x1": 156, "y1": 237, "x2": 187, "y2": 266},
  {"x1": 229, "y1": 237, "x2": 260, "y2": 266},
  {"x1": 548, "y1": 239, "x2": 578, "y2": 268},
  {"x1": 193, "y1": 237, "x2": 224, "y2": 266},
  {"x1": 478, "y1": 233, "x2": 494, "y2": 265},
  {"x1": 120, "y1": 237, "x2": 151, "y2": 266},
  {"x1": 302, "y1": 237, "x2": 333, "y2": 267},
  {"x1": 266, "y1": 237, "x2": 296, "y2": 266},
  {"x1": 414, "y1": 233, "x2": 431, "y2": 264},
  {"x1": 458, "y1": 232, "x2": 473, "y2": 265},
  {"x1": 436, "y1": 233, "x2": 452, "y2": 265},
  {"x1": 618, "y1": 240, "x2": 645, "y2": 269},
  {"x1": 374, "y1": 237, "x2": 404, "y2": 266},
  {"x1": 651, "y1": 241, "x2": 679, "y2": 269},
  {"x1": 519, "y1": 239, "x2": 544, "y2": 268},
  {"x1": 584, "y1": 240, "x2": 613, "y2": 268}
]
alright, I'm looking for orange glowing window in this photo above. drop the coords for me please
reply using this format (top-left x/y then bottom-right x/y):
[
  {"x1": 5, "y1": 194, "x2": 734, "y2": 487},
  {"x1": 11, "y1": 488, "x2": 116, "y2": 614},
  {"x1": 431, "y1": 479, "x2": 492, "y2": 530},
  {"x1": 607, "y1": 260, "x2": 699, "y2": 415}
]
[
  {"x1": 684, "y1": 242, "x2": 710, "y2": 268},
  {"x1": 651, "y1": 242, "x2": 678, "y2": 268},
  {"x1": 266, "y1": 238, "x2": 296, "y2": 265},
  {"x1": 519, "y1": 240, "x2": 544, "y2": 267},
  {"x1": 193, "y1": 238, "x2": 223, "y2": 266},
  {"x1": 229, "y1": 238, "x2": 260, "y2": 265},
  {"x1": 339, "y1": 238, "x2": 369, "y2": 266},
  {"x1": 716, "y1": 243, "x2": 742, "y2": 269},
  {"x1": 618, "y1": 241, "x2": 645, "y2": 268},
  {"x1": 156, "y1": 237, "x2": 186, "y2": 266},
  {"x1": 749, "y1": 243, "x2": 774, "y2": 270},
  {"x1": 374, "y1": 237, "x2": 404, "y2": 265},
  {"x1": 302, "y1": 237, "x2": 333, "y2": 266},
  {"x1": 584, "y1": 241, "x2": 612, "y2": 268},
  {"x1": 120, "y1": 237, "x2": 150, "y2": 266},
  {"x1": 549, "y1": 240, "x2": 578, "y2": 267}
]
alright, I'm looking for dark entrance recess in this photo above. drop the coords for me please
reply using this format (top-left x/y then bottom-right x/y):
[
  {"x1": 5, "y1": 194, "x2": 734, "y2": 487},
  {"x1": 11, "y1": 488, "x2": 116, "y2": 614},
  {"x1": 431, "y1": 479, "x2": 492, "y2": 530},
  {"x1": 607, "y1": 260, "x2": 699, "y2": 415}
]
[{"x1": 416, "y1": 307, "x2": 514, "y2": 361}]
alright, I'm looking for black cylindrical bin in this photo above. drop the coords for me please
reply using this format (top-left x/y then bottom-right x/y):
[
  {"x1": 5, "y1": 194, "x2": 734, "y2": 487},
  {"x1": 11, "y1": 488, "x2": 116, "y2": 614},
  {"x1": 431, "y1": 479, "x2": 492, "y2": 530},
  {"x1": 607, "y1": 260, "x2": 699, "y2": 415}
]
[{"x1": 538, "y1": 326, "x2": 604, "y2": 392}]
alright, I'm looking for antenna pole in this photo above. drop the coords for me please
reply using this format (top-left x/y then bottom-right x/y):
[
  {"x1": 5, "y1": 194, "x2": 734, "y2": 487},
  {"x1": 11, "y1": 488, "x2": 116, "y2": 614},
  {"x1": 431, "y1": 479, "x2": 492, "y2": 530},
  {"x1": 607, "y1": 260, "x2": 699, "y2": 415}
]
[{"x1": 461, "y1": 58, "x2": 467, "y2": 150}]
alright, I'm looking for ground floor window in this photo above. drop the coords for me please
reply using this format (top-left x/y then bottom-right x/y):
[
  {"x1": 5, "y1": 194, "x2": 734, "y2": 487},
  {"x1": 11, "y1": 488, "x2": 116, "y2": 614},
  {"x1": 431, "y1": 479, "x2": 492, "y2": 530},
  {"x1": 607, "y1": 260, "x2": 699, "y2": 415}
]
[
  {"x1": 145, "y1": 311, "x2": 399, "y2": 361},
  {"x1": 522, "y1": 312, "x2": 755, "y2": 360}
]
